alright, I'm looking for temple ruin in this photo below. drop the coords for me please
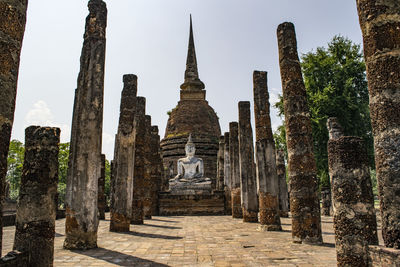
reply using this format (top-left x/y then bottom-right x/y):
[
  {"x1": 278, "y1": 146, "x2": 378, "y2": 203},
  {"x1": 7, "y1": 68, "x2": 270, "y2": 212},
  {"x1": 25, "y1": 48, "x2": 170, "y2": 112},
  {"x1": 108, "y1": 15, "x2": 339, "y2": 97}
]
[{"x1": 2, "y1": 1, "x2": 400, "y2": 265}]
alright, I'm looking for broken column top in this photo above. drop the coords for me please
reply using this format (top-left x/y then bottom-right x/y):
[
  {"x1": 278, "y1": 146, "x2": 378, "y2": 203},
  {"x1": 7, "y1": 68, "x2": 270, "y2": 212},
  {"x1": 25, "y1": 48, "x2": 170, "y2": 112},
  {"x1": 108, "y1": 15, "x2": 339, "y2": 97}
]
[
  {"x1": 86, "y1": 0, "x2": 107, "y2": 39},
  {"x1": 151, "y1": 126, "x2": 159, "y2": 135},
  {"x1": 136, "y1": 97, "x2": 146, "y2": 115},
  {"x1": 277, "y1": 22, "x2": 298, "y2": 61},
  {"x1": 253, "y1": 70, "x2": 273, "y2": 142},
  {"x1": 239, "y1": 102, "x2": 251, "y2": 122},
  {"x1": 118, "y1": 74, "x2": 137, "y2": 135},
  {"x1": 327, "y1": 117, "x2": 344, "y2": 140}
]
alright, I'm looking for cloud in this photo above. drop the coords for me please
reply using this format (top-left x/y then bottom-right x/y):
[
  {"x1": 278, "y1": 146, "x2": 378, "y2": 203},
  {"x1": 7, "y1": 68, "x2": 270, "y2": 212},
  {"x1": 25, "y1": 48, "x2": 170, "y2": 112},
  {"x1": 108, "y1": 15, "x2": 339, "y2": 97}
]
[
  {"x1": 25, "y1": 100, "x2": 54, "y2": 126},
  {"x1": 25, "y1": 100, "x2": 116, "y2": 159},
  {"x1": 102, "y1": 132, "x2": 115, "y2": 160},
  {"x1": 24, "y1": 100, "x2": 71, "y2": 142},
  {"x1": 269, "y1": 87, "x2": 282, "y2": 106}
]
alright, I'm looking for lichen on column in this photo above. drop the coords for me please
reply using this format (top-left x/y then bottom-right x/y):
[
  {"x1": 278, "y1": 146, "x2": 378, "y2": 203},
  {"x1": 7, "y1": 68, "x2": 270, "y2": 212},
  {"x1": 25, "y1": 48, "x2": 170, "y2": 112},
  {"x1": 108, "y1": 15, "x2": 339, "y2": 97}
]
[
  {"x1": 253, "y1": 70, "x2": 281, "y2": 231},
  {"x1": 229, "y1": 122, "x2": 243, "y2": 218},
  {"x1": 328, "y1": 134, "x2": 378, "y2": 265},
  {"x1": 0, "y1": 0, "x2": 28, "y2": 256},
  {"x1": 238, "y1": 102, "x2": 258, "y2": 223},
  {"x1": 276, "y1": 149, "x2": 289, "y2": 218},
  {"x1": 356, "y1": 0, "x2": 400, "y2": 249},
  {"x1": 110, "y1": 74, "x2": 137, "y2": 232},
  {"x1": 64, "y1": 0, "x2": 107, "y2": 250},
  {"x1": 277, "y1": 22, "x2": 322, "y2": 244},
  {"x1": 14, "y1": 126, "x2": 60, "y2": 266},
  {"x1": 131, "y1": 97, "x2": 146, "y2": 225},
  {"x1": 223, "y1": 132, "x2": 232, "y2": 215}
]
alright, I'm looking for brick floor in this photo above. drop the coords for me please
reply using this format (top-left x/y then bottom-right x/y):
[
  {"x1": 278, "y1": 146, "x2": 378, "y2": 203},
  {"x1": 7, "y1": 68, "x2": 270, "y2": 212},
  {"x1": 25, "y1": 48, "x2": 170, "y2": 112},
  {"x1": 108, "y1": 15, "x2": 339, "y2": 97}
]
[{"x1": 2, "y1": 214, "x2": 344, "y2": 266}]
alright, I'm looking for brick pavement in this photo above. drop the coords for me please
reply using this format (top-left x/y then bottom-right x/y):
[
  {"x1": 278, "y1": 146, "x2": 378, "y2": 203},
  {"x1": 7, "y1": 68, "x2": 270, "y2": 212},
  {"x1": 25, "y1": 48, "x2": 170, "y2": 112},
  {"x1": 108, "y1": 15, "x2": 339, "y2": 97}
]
[{"x1": 2, "y1": 214, "x2": 343, "y2": 266}]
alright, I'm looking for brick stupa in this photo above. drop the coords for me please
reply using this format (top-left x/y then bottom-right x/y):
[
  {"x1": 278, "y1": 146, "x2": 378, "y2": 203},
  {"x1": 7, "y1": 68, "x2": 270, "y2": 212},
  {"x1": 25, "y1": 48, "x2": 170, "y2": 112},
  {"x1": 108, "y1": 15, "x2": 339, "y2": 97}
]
[{"x1": 161, "y1": 16, "x2": 221, "y2": 192}]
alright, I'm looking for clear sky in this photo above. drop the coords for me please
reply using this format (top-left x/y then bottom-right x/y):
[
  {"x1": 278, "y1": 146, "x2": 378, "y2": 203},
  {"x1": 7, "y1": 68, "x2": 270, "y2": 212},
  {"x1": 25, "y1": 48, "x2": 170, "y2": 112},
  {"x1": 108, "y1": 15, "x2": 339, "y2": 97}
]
[{"x1": 12, "y1": 0, "x2": 363, "y2": 160}]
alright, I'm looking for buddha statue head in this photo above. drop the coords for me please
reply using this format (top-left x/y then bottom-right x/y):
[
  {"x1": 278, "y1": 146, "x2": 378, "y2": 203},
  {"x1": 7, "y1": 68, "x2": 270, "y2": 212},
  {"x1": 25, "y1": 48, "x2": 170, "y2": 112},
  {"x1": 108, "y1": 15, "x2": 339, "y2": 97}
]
[{"x1": 185, "y1": 134, "x2": 196, "y2": 158}]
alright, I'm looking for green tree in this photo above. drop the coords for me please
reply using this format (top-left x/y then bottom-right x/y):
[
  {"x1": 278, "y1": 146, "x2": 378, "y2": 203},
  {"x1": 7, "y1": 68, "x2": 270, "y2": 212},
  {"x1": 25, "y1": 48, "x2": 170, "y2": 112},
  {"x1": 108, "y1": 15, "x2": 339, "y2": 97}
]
[
  {"x1": 275, "y1": 36, "x2": 373, "y2": 188},
  {"x1": 104, "y1": 158, "x2": 111, "y2": 205},
  {"x1": 6, "y1": 140, "x2": 25, "y2": 200},
  {"x1": 57, "y1": 142, "x2": 70, "y2": 208}
]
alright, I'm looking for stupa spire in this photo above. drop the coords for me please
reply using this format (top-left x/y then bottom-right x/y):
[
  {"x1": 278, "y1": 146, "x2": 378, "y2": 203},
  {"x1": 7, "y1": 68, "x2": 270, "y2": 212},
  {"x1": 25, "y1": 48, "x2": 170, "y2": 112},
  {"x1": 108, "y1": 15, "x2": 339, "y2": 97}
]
[{"x1": 180, "y1": 15, "x2": 205, "y2": 90}]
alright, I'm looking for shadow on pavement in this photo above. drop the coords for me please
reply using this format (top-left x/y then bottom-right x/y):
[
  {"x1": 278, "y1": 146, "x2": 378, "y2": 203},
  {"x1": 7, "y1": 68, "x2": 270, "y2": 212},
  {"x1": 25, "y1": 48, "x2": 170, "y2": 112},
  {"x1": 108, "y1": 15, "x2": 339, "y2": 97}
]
[
  {"x1": 142, "y1": 223, "x2": 182, "y2": 230},
  {"x1": 150, "y1": 218, "x2": 180, "y2": 223},
  {"x1": 117, "y1": 231, "x2": 183, "y2": 240},
  {"x1": 72, "y1": 247, "x2": 169, "y2": 266}
]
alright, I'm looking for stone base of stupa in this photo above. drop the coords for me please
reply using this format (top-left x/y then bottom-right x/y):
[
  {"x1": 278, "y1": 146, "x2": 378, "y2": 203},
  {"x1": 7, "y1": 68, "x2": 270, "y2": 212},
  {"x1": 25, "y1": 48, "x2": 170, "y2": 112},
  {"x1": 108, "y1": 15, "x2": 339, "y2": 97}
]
[{"x1": 158, "y1": 190, "x2": 225, "y2": 216}]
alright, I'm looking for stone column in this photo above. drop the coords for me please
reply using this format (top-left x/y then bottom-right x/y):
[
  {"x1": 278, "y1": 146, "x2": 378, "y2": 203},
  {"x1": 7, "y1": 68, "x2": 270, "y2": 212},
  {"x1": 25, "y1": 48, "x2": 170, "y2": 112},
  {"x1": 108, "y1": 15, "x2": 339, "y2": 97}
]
[
  {"x1": 276, "y1": 149, "x2": 289, "y2": 218},
  {"x1": 64, "y1": 0, "x2": 107, "y2": 250},
  {"x1": 328, "y1": 136, "x2": 378, "y2": 265},
  {"x1": 0, "y1": 0, "x2": 28, "y2": 256},
  {"x1": 253, "y1": 70, "x2": 282, "y2": 231},
  {"x1": 320, "y1": 187, "x2": 331, "y2": 216},
  {"x1": 14, "y1": 126, "x2": 60, "y2": 267},
  {"x1": 131, "y1": 97, "x2": 146, "y2": 225},
  {"x1": 277, "y1": 22, "x2": 322, "y2": 244},
  {"x1": 110, "y1": 160, "x2": 115, "y2": 211},
  {"x1": 217, "y1": 136, "x2": 225, "y2": 191},
  {"x1": 143, "y1": 115, "x2": 153, "y2": 219},
  {"x1": 98, "y1": 154, "x2": 106, "y2": 220},
  {"x1": 230, "y1": 122, "x2": 243, "y2": 218},
  {"x1": 238, "y1": 101, "x2": 258, "y2": 222},
  {"x1": 356, "y1": 0, "x2": 400, "y2": 249},
  {"x1": 223, "y1": 132, "x2": 232, "y2": 215},
  {"x1": 110, "y1": 74, "x2": 137, "y2": 232},
  {"x1": 150, "y1": 126, "x2": 162, "y2": 216}
]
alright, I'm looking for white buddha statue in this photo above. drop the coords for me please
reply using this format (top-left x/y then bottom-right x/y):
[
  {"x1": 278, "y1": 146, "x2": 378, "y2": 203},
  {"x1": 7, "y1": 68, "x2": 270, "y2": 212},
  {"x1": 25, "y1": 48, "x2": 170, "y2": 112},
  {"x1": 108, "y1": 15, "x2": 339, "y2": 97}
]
[{"x1": 170, "y1": 134, "x2": 210, "y2": 183}]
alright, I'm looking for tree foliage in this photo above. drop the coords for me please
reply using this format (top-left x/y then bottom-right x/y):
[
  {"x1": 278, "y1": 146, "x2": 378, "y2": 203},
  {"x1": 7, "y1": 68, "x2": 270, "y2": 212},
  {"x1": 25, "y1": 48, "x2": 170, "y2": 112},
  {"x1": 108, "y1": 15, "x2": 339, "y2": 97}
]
[
  {"x1": 6, "y1": 140, "x2": 112, "y2": 207},
  {"x1": 6, "y1": 140, "x2": 25, "y2": 200},
  {"x1": 57, "y1": 142, "x2": 70, "y2": 208},
  {"x1": 274, "y1": 36, "x2": 373, "y2": 188}
]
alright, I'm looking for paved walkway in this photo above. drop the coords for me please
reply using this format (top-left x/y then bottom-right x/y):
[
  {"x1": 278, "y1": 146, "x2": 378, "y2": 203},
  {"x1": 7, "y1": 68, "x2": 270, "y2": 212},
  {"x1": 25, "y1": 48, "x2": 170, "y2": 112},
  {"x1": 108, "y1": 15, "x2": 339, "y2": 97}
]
[{"x1": 2, "y1": 214, "x2": 343, "y2": 266}]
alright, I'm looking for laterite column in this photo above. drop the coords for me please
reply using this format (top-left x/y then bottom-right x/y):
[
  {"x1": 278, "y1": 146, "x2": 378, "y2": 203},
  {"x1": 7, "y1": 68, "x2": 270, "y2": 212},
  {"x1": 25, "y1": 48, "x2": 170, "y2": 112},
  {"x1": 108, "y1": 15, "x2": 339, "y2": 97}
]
[
  {"x1": 14, "y1": 126, "x2": 60, "y2": 267},
  {"x1": 238, "y1": 102, "x2": 258, "y2": 222},
  {"x1": 277, "y1": 22, "x2": 322, "y2": 244}
]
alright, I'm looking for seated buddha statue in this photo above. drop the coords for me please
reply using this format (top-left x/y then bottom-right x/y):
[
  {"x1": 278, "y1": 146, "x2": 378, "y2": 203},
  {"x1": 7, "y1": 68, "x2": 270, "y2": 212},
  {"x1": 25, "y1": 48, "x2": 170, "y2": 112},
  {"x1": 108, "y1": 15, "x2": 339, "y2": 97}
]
[{"x1": 169, "y1": 134, "x2": 211, "y2": 185}]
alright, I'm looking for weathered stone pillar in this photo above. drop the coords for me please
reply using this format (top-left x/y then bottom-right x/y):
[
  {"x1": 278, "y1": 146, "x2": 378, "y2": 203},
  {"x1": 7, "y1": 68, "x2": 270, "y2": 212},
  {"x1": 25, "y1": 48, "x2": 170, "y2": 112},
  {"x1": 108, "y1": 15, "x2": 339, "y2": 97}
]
[
  {"x1": 328, "y1": 135, "x2": 378, "y2": 265},
  {"x1": 110, "y1": 74, "x2": 137, "y2": 232},
  {"x1": 229, "y1": 122, "x2": 243, "y2": 218},
  {"x1": 356, "y1": 0, "x2": 400, "y2": 249},
  {"x1": 277, "y1": 22, "x2": 322, "y2": 244},
  {"x1": 131, "y1": 97, "x2": 146, "y2": 225},
  {"x1": 238, "y1": 101, "x2": 258, "y2": 222},
  {"x1": 110, "y1": 160, "x2": 115, "y2": 211},
  {"x1": 143, "y1": 115, "x2": 153, "y2": 219},
  {"x1": 276, "y1": 149, "x2": 289, "y2": 218},
  {"x1": 98, "y1": 154, "x2": 106, "y2": 220},
  {"x1": 253, "y1": 70, "x2": 282, "y2": 231},
  {"x1": 320, "y1": 187, "x2": 331, "y2": 216},
  {"x1": 217, "y1": 136, "x2": 225, "y2": 191},
  {"x1": 150, "y1": 126, "x2": 162, "y2": 216},
  {"x1": 64, "y1": 0, "x2": 107, "y2": 250},
  {"x1": 0, "y1": 0, "x2": 28, "y2": 256},
  {"x1": 223, "y1": 132, "x2": 232, "y2": 215},
  {"x1": 14, "y1": 126, "x2": 60, "y2": 267}
]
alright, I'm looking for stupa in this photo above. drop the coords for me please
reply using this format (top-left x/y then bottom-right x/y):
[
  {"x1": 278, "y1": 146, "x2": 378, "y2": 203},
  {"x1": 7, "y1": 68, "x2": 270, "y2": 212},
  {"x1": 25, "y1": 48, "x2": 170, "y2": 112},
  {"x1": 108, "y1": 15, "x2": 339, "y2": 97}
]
[
  {"x1": 159, "y1": 16, "x2": 223, "y2": 215},
  {"x1": 160, "y1": 16, "x2": 221, "y2": 191}
]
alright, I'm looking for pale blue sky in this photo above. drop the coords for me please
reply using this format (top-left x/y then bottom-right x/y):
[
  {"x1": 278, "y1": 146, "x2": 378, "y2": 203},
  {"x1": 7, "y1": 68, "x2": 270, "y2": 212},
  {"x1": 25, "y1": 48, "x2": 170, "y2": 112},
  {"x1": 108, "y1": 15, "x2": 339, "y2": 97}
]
[{"x1": 12, "y1": 0, "x2": 363, "y2": 159}]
